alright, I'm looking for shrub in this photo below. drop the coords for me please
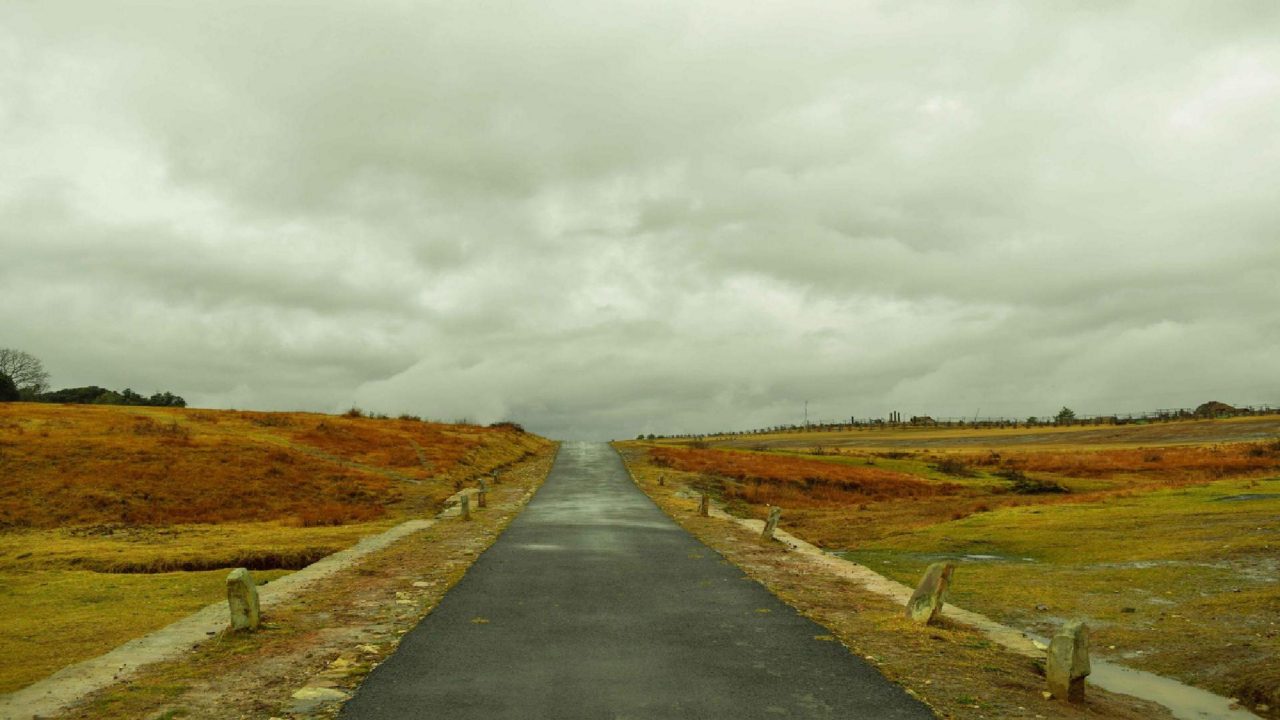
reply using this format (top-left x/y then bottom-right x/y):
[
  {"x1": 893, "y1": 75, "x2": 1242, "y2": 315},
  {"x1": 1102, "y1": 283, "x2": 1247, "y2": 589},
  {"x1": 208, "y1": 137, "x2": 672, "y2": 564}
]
[
  {"x1": 933, "y1": 456, "x2": 976, "y2": 477},
  {"x1": 998, "y1": 469, "x2": 1068, "y2": 494}
]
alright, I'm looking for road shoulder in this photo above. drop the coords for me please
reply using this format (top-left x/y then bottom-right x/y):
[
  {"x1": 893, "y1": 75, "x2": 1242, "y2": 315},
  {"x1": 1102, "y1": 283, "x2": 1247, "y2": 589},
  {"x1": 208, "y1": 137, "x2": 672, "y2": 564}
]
[
  {"x1": 51, "y1": 446, "x2": 558, "y2": 720},
  {"x1": 615, "y1": 443, "x2": 1174, "y2": 720}
]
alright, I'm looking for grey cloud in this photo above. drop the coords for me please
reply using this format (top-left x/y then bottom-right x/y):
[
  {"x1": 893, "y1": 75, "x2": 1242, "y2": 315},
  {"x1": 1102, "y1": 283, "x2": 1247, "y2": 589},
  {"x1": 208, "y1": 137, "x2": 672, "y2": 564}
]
[{"x1": 2, "y1": 1, "x2": 1278, "y2": 439}]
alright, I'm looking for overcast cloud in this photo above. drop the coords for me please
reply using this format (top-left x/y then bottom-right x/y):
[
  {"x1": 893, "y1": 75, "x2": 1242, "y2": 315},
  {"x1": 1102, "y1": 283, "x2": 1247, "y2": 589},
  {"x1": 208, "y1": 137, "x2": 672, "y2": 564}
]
[{"x1": 3, "y1": 1, "x2": 1278, "y2": 439}]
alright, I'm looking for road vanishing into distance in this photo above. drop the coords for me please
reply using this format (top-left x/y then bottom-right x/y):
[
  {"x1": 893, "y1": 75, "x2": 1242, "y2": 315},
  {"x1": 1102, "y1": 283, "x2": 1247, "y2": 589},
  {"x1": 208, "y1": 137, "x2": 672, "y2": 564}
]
[{"x1": 341, "y1": 442, "x2": 934, "y2": 719}]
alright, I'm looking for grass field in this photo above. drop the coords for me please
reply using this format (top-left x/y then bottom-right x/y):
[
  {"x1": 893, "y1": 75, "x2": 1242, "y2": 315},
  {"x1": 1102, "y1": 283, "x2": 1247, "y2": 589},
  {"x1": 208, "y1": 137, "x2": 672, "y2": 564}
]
[
  {"x1": 621, "y1": 415, "x2": 1280, "y2": 715},
  {"x1": 0, "y1": 403, "x2": 551, "y2": 693}
]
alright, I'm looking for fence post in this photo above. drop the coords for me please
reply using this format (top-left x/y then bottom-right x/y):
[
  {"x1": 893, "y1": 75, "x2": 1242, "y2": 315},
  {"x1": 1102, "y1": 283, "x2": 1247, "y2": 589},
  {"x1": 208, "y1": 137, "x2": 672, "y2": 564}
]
[
  {"x1": 1047, "y1": 620, "x2": 1091, "y2": 702},
  {"x1": 760, "y1": 506, "x2": 781, "y2": 540},
  {"x1": 460, "y1": 493, "x2": 472, "y2": 521},
  {"x1": 477, "y1": 477, "x2": 489, "y2": 508},
  {"x1": 699, "y1": 492, "x2": 709, "y2": 517},
  {"x1": 226, "y1": 568, "x2": 260, "y2": 632}
]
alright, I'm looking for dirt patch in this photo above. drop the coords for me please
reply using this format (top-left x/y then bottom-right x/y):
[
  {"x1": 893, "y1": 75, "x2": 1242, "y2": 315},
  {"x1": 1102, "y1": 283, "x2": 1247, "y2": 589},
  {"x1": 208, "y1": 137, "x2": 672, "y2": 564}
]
[{"x1": 42, "y1": 447, "x2": 557, "y2": 720}]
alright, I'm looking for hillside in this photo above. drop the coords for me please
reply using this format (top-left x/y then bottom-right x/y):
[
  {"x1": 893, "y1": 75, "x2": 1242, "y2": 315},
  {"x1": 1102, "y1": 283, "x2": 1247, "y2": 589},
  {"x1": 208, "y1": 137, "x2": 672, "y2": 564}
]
[{"x1": 0, "y1": 404, "x2": 553, "y2": 692}]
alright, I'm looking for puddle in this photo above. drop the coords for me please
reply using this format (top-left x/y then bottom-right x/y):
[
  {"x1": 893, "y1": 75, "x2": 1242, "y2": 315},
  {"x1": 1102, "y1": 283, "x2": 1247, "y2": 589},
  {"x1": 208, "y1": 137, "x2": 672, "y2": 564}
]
[
  {"x1": 838, "y1": 549, "x2": 1037, "y2": 566},
  {"x1": 1213, "y1": 493, "x2": 1280, "y2": 502},
  {"x1": 1090, "y1": 661, "x2": 1260, "y2": 720}
]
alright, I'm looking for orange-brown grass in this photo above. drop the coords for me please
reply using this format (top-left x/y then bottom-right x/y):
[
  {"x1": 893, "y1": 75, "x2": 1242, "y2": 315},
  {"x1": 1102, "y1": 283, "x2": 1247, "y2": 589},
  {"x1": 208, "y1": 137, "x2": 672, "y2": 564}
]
[
  {"x1": 962, "y1": 441, "x2": 1280, "y2": 481},
  {"x1": 0, "y1": 404, "x2": 543, "y2": 529},
  {"x1": 649, "y1": 446, "x2": 962, "y2": 508}
]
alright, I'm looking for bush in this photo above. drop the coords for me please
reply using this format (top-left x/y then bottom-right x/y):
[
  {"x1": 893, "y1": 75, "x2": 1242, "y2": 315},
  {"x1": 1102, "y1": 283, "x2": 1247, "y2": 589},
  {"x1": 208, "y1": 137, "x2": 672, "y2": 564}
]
[
  {"x1": 998, "y1": 468, "x2": 1068, "y2": 494},
  {"x1": 933, "y1": 456, "x2": 976, "y2": 477}
]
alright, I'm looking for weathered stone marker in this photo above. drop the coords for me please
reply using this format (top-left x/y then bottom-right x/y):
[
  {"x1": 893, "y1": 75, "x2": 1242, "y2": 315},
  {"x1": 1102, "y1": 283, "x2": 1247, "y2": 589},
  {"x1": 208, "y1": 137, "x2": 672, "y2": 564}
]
[
  {"x1": 905, "y1": 561, "x2": 955, "y2": 624},
  {"x1": 760, "y1": 506, "x2": 782, "y2": 540},
  {"x1": 460, "y1": 493, "x2": 472, "y2": 521},
  {"x1": 658, "y1": 474, "x2": 665, "y2": 486},
  {"x1": 226, "y1": 567, "x2": 260, "y2": 631},
  {"x1": 698, "y1": 492, "x2": 710, "y2": 517},
  {"x1": 1046, "y1": 620, "x2": 1091, "y2": 702},
  {"x1": 490, "y1": 469, "x2": 500, "y2": 485},
  {"x1": 477, "y1": 477, "x2": 489, "y2": 508}
]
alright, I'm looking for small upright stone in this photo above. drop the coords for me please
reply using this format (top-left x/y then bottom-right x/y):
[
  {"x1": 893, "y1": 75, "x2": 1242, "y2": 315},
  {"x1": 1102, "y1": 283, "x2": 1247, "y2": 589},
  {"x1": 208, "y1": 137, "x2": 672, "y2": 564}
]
[
  {"x1": 905, "y1": 561, "x2": 955, "y2": 624},
  {"x1": 490, "y1": 469, "x2": 500, "y2": 485},
  {"x1": 477, "y1": 478, "x2": 489, "y2": 508},
  {"x1": 760, "y1": 506, "x2": 782, "y2": 540},
  {"x1": 226, "y1": 567, "x2": 260, "y2": 631},
  {"x1": 658, "y1": 474, "x2": 665, "y2": 486},
  {"x1": 460, "y1": 493, "x2": 472, "y2": 520},
  {"x1": 1046, "y1": 620, "x2": 1091, "y2": 702},
  {"x1": 698, "y1": 492, "x2": 710, "y2": 517}
]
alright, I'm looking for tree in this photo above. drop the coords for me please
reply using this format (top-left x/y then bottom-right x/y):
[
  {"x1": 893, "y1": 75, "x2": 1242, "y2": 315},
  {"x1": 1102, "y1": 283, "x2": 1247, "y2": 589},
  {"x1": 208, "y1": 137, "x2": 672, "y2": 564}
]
[
  {"x1": 0, "y1": 348, "x2": 49, "y2": 397},
  {"x1": 0, "y1": 373, "x2": 18, "y2": 402},
  {"x1": 1055, "y1": 406, "x2": 1076, "y2": 425}
]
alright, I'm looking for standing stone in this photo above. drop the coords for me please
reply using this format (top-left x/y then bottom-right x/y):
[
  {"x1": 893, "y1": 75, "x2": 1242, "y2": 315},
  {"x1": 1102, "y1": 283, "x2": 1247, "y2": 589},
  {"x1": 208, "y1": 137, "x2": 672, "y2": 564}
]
[
  {"x1": 760, "y1": 506, "x2": 782, "y2": 540},
  {"x1": 460, "y1": 493, "x2": 472, "y2": 521},
  {"x1": 478, "y1": 478, "x2": 489, "y2": 508},
  {"x1": 905, "y1": 561, "x2": 955, "y2": 624},
  {"x1": 699, "y1": 492, "x2": 710, "y2": 517},
  {"x1": 226, "y1": 567, "x2": 260, "y2": 631},
  {"x1": 1046, "y1": 620, "x2": 1091, "y2": 702},
  {"x1": 490, "y1": 469, "x2": 500, "y2": 485},
  {"x1": 658, "y1": 474, "x2": 665, "y2": 486}
]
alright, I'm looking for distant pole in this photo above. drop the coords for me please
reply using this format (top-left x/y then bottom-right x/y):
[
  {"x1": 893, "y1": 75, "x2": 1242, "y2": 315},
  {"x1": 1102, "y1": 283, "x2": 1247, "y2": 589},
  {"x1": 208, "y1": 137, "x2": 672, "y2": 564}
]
[{"x1": 804, "y1": 400, "x2": 809, "y2": 428}]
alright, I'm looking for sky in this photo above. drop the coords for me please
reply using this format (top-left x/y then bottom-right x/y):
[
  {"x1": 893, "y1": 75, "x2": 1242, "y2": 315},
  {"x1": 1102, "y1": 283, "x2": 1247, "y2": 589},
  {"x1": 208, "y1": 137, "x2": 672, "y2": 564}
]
[{"x1": 2, "y1": 2, "x2": 1279, "y2": 440}]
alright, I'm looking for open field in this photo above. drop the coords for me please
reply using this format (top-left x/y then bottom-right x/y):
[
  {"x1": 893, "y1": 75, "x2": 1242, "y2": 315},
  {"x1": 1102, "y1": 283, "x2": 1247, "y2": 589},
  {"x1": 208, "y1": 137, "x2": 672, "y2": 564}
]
[
  {"x1": 700, "y1": 415, "x2": 1280, "y2": 451},
  {"x1": 620, "y1": 415, "x2": 1280, "y2": 716},
  {"x1": 0, "y1": 403, "x2": 551, "y2": 693}
]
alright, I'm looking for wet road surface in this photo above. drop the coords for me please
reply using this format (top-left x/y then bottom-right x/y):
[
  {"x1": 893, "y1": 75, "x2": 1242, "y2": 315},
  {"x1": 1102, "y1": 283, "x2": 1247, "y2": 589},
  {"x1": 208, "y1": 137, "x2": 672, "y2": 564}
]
[{"x1": 340, "y1": 442, "x2": 934, "y2": 719}]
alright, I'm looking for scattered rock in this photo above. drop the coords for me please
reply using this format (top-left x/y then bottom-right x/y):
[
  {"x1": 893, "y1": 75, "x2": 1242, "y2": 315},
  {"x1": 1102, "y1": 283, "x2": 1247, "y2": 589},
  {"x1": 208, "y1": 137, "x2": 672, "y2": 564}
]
[
  {"x1": 905, "y1": 561, "x2": 955, "y2": 624},
  {"x1": 289, "y1": 686, "x2": 350, "y2": 714}
]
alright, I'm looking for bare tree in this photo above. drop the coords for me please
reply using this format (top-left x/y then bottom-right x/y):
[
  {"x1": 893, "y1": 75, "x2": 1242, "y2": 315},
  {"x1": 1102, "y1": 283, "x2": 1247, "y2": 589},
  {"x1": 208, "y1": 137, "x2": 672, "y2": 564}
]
[{"x1": 0, "y1": 348, "x2": 50, "y2": 396}]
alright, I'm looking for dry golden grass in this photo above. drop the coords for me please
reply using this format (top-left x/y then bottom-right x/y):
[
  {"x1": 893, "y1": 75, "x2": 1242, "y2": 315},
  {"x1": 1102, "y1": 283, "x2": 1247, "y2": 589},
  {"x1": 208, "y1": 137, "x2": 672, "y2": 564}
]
[
  {"x1": 0, "y1": 403, "x2": 552, "y2": 693},
  {"x1": 649, "y1": 446, "x2": 964, "y2": 508},
  {"x1": 965, "y1": 441, "x2": 1280, "y2": 480},
  {"x1": 0, "y1": 404, "x2": 545, "y2": 528}
]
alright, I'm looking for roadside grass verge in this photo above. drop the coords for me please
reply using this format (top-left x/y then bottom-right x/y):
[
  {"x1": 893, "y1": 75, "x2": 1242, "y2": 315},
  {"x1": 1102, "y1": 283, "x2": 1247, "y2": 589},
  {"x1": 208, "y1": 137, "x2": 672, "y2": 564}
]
[
  {"x1": 0, "y1": 404, "x2": 552, "y2": 695},
  {"x1": 619, "y1": 437, "x2": 1280, "y2": 717},
  {"x1": 56, "y1": 447, "x2": 557, "y2": 720},
  {"x1": 618, "y1": 444, "x2": 1175, "y2": 720}
]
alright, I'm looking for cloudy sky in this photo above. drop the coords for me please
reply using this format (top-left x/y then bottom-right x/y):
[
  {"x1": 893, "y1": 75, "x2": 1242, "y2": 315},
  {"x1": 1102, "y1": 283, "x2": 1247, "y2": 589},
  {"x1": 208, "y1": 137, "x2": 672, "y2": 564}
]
[{"x1": 3, "y1": 2, "x2": 1278, "y2": 439}]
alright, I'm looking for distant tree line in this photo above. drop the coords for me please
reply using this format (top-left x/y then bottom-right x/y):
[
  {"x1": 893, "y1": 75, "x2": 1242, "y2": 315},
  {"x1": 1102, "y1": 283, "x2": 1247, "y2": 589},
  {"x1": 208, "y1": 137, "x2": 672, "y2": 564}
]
[
  {"x1": 35, "y1": 386, "x2": 187, "y2": 407},
  {"x1": 0, "y1": 347, "x2": 185, "y2": 407},
  {"x1": 643, "y1": 400, "x2": 1279, "y2": 441}
]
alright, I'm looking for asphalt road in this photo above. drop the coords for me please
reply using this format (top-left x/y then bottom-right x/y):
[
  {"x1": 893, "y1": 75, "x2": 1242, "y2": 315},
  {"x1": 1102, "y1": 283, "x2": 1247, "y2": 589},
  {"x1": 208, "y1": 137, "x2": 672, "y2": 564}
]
[{"x1": 340, "y1": 442, "x2": 934, "y2": 719}]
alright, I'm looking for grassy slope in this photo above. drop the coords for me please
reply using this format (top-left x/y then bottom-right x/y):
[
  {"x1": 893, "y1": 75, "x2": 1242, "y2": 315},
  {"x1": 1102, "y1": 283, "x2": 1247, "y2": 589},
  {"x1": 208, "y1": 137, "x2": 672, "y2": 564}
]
[
  {"x1": 0, "y1": 403, "x2": 552, "y2": 692},
  {"x1": 621, "y1": 415, "x2": 1280, "y2": 714}
]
